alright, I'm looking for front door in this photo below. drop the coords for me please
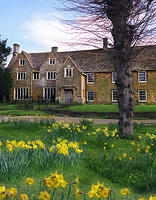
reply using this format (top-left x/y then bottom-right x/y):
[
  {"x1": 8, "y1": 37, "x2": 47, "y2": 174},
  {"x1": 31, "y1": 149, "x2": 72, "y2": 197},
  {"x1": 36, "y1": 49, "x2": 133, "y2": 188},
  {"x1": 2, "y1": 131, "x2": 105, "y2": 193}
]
[{"x1": 65, "y1": 89, "x2": 73, "y2": 103}]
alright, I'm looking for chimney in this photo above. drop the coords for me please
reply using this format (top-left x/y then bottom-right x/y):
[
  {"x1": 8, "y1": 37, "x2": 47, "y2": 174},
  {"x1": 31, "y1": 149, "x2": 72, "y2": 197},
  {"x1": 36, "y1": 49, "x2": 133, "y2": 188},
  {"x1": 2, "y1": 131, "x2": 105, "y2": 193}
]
[
  {"x1": 51, "y1": 46, "x2": 58, "y2": 53},
  {"x1": 103, "y1": 38, "x2": 108, "y2": 49},
  {"x1": 13, "y1": 43, "x2": 20, "y2": 57}
]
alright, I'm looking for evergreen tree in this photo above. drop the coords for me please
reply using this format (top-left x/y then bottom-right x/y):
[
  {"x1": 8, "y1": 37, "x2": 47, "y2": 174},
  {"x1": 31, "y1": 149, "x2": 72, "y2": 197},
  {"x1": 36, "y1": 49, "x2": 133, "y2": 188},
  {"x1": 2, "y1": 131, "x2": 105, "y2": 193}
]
[{"x1": 0, "y1": 36, "x2": 12, "y2": 102}]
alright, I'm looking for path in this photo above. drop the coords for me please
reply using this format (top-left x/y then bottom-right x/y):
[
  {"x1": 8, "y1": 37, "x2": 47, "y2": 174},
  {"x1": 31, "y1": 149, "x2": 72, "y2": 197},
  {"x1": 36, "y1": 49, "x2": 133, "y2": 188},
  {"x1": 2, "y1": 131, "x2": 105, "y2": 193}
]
[{"x1": 0, "y1": 115, "x2": 156, "y2": 124}]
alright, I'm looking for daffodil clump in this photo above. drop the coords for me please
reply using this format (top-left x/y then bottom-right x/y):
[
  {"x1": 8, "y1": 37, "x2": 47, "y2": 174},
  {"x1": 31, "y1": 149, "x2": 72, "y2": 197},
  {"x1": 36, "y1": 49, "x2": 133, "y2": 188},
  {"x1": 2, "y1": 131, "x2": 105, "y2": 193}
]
[
  {"x1": 49, "y1": 138, "x2": 83, "y2": 156},
  {"x1": 5, "y1": 140, "x2": 45, "y2": 152},
  {"x1": 44, "y1": 170, "x2": 67, "y2": 189},
  {"x1": 1, "y1": 174, "x2": 156, "y2": 200},
  {"x1": 46, "y1": 120, "x2": 94, "y2": 141},
  {"x1": 88, "y1": 181, "x2": 111, "y2": 199}
]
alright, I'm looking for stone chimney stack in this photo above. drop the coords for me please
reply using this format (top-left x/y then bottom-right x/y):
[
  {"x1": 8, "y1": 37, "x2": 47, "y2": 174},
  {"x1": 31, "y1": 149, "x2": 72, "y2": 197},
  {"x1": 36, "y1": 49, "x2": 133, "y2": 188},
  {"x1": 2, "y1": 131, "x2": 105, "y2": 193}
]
[
  {"x1": 51, "y1": 47, "x2": 58, "y2": 53},
  {"x1": 103, "y1": 38, "x2": 108, "y2": 49},
  {"x1": 13, "y1": 43, "x2": 20, "y2": 57}
]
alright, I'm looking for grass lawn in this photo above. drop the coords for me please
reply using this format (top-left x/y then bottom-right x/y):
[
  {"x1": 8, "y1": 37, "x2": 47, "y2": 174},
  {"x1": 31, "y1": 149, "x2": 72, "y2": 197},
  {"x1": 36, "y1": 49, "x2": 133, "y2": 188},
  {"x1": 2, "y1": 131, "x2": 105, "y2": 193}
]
[
  {"x1": 0, "y1": 103, "x2": 49, "y2": 116},
  {"x1": 65, "y1": 104, "x2": 156, "y2": 113},
  {"x1": 0, "y1": 118, "x2": 156, "y2": 199},
  {"x1": 1, "y1": 104, "x2": 156, "y2": 120}
]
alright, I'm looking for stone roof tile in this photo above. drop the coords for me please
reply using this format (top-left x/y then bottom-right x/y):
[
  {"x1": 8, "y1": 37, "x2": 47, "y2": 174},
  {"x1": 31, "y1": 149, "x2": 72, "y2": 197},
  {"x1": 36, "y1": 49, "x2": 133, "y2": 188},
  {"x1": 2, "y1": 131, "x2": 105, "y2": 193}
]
[{"x1": 8, "y1": 45, "x2": 156, "y2": 72}]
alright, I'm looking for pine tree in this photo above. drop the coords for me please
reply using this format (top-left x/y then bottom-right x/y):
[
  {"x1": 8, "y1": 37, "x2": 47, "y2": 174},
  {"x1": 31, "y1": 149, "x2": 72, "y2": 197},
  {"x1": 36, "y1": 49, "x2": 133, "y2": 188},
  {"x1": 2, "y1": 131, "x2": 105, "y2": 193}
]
[{"x1": 0, "y1": 36, "x2": 12, "y2": 102}]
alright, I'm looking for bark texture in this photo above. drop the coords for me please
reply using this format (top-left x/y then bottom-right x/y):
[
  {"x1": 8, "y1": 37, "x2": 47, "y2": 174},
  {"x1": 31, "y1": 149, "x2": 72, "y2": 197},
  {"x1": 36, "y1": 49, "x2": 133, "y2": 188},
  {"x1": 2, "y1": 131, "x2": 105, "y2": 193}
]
[{"x1": 106, "y1": 1, "x2": 135, "y2": 135}]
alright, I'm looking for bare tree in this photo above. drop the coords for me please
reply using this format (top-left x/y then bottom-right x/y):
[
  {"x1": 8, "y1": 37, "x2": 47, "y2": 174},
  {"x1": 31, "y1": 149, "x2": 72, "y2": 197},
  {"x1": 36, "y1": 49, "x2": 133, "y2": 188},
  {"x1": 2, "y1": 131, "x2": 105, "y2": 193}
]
[{"x1": 56, "y1": 0, "x2": 156, "y2": 136}]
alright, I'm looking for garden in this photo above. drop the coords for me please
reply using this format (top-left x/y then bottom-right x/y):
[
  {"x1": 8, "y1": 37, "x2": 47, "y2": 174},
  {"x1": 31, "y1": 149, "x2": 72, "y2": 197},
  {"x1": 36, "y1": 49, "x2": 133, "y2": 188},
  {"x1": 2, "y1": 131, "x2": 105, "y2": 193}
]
[{"x1": 0, "y1": 115, "x2": 156, "y2": 200}]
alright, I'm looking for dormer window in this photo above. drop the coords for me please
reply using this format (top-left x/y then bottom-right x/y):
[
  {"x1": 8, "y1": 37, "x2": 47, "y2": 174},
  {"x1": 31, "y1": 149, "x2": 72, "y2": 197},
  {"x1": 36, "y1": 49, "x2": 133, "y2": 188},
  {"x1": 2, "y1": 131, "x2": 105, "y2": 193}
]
[
  {"x1": 49, "y1": 58, "x2": 55, "y2": 65},
  {"x1": 33, "y1": 72, "x2": 40, "y2": 80},
  {"x1": 64, "y1": 68, "x2": 73, "y2": 77},
  {"x1": 19, "y1": 59, "x2": 25, "y2": 66}
]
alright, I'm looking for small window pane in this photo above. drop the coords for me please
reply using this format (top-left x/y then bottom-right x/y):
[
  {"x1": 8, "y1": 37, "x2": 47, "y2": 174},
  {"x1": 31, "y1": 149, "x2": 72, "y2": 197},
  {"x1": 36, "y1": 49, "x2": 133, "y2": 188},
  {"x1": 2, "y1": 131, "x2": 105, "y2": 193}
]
[
  {"x1": 64, "y1": 68, "x2": 73, "y2": 77},
  {"x1": 112, "y1": 90, "x2": 118, "y2": 102},
  {"x1": 112, "y1": 72, "x2": 117, "y2": 83},
  {"x1": 138, "y1": 71, "x2": 146, "y2": 82},
  {"x1": 49, "y1": 58, "x2": 55, "y2": 64},
  {"x1": 87, "y1": 73, "x2": 94, "y2": 83},
  {"x1": 87, "y1": 91, "x2": 94, "y2": 101},
  {"x1": 14, "y1": 88, "x2": 29, "y2": 100},
  {"x1": 33, "y1": 72, "x2": 40, "y2": 80},
  {"x1": 138, "y1": 90, "x2": 147, "y2": 102}
]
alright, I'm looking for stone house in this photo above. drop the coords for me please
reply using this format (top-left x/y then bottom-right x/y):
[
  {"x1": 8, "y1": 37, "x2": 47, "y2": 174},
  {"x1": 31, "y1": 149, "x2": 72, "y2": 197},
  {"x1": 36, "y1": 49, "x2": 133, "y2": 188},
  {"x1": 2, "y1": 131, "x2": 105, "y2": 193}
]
[{"x1": 8, "y1": 41, "x2": 156, "y2": 104}]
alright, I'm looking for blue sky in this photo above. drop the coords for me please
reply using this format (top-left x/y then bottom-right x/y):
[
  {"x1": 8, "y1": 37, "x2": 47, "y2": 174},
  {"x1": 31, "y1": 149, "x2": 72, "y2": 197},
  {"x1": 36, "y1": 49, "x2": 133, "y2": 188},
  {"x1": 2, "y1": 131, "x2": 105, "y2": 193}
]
[{"x1": 1, "y1": 0, "x2": 85, "y2": 55}]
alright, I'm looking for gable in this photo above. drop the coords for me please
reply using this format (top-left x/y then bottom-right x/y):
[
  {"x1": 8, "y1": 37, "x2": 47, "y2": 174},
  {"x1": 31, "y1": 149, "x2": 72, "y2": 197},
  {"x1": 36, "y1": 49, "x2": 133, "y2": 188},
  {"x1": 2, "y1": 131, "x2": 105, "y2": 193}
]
[
  {"x1": 10, "y1": 51, "x2": 33, "y2": 72},
  {"x1": 40, "y1": 51, "x2": 62, "y2": 72}
]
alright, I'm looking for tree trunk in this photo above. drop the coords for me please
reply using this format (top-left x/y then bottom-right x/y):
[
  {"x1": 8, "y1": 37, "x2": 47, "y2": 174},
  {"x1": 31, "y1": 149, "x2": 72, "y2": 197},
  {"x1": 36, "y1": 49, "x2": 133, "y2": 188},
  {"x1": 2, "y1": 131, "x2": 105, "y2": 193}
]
[
  {"x1": 106, "y1": 1, "x2": 135, "y2": 136},
  {"x1": 115, "y1": 61, "x2": 134, "y2": 136}
]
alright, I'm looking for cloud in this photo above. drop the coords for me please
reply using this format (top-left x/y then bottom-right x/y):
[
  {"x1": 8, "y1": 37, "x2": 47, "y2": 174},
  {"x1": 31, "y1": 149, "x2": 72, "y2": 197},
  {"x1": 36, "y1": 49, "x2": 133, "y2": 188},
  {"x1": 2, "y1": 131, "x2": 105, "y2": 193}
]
[
  {"x1": 21, "y1": 13, "x2": 113, "y2": 52},
  {"x1": 21, "y1": 13, "x2": 101, "y2": 51}
]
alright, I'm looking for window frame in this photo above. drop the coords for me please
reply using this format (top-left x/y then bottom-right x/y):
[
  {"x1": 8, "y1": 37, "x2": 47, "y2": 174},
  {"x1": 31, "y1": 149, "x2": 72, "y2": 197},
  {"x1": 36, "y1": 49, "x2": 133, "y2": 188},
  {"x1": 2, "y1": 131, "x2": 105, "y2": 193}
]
[
  {"x1": 19, "y1": 59, "x2": 25, "y2": 66},
  {"x1": 46, "y1": 71, "x2": 56, "y2": 80},
  {"x1": 64, "y1": 68, "x2": 74, "y2": 77},
  {"x1": 33, "y1": 72, "x2": 40, "y2": 80},
  {"x1": 112, "y1": 90, "x2": 118, "y2": 102},
  {"x1": 14, "y1": 87, "x2": 29, "y2": 100},
  {"x1": 87, "y1": 91, "x2": 94, "y2": 102},
  {"x1": 43, "y1": 87, "x2": 56, "y2": 101},
  {"x1": 112, "y1": 72, "x2": 117, "y2": 83},
  {"x1": 138, "y1": 90, "x2": 147, "y2": 102},
  {"x1": 87, "y1": 73, "x2": 95, "y2": 84},
  {"x1": 17, "y1": 72, "x2": 26, "y2": 80},
  {"x1": 49, "y1": 58, "x2": 56, "y2": 65},
  {"x1": 138, "y1": 71, "x2": 147, "y2": 83}
]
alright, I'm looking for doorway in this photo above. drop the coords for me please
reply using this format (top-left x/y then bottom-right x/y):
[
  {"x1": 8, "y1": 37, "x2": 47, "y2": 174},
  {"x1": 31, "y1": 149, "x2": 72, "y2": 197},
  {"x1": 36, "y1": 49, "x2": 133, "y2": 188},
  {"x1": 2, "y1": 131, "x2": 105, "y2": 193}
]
[{"x1": 65, "y1": 89, "x2": 73, "y2": 103}]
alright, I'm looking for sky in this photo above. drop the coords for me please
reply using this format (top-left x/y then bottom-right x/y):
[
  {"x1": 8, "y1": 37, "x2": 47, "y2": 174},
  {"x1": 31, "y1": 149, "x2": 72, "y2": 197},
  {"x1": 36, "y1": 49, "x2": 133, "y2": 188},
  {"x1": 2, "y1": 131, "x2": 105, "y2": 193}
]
[{"x1": 1, "y1": 0, "x2": 96, "y2": 58}]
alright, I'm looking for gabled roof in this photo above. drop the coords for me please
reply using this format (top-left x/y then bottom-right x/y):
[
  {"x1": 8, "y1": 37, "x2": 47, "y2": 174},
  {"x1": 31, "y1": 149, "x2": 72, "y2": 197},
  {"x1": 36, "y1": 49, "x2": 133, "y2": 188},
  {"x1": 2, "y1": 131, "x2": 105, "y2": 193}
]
[
  {"x1": 27, "y1": 52, "x2": 50, "y2": 71},
  {"x1": 8, "y1": 56, "x2": 17, "y2": 68},
  {"x1": 58, "y1": 48, "x2": 113, "y2": 72},
  {"x1": 8, "y1": 45, "x2": 156, "y2": 72},
  {"x1": 57, "y1": 56, "x2": 83, "y2": 74}
]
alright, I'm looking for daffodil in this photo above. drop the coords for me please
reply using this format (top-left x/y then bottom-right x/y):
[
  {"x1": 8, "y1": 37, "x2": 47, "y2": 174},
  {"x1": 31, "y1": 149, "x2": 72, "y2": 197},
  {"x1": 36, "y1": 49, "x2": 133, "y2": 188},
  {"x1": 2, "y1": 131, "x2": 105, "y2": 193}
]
[
  {"x1": 120, "y1": 188, "x2": 130, "y2": 196},
  {"x1": 0, "y1": 185, "x2": 6, "y2": 200},
  {"x1": 6, "y1": 188, "x2": 17, "y2": 200},
  {"x1": 149, "y1": 196, "x2": 156, "y2": 200},
  {"x1": 25, "y1": 178, "x2": 34, "y2": 185},
  {"x1": 123, "y1": 153, "x2": 127, "y2": 158},
  {"x1": 38, "y1": 191, "x2": 50, "y2": 200},
  {"x1": 19, "y1": 193, "x2": 29, "y2": 200}
]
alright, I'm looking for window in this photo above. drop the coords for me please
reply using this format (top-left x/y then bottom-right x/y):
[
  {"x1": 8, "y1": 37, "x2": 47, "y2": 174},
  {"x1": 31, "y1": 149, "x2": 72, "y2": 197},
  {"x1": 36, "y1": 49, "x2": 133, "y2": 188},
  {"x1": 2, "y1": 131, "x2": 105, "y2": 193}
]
[
  {"x1": 43, "y1": 87, "x2": 56, "y2": 101},
  {"x1": 19, "y1": 59, "x2": 25, "y2": 66},
  {"x1": 112, "y1": 72, "x2": 117, "y2": 83},
  {"x1": 64, "y1": 68, "x2": 73, "y2": 77},
  {"x1": 112, "y1": 90, "x2": 118, "y2": 102},
  {"x1": 87, "y1": 91, "x2": 94, "y2": 102},
  {"x1": 14, "y1": 88, "x2": 29, "y2": 100},
  {"x1": 46, "y1": 71, "x2": 56, "y2": 80},
  {"x1": 17, "y1": 72, "x2": 26, "y2": 80},
  {"x1": 49, "y1": 58, "x2": 55, "y2": 65},
  {"x1": 138, "y1": 71, "x2": 146, "y2": 82},
  {"x1": 138, "y1": 90, "x2": 147, "y2": 102},
  {"x1": 87, "y1": 73, "x2": 94, "y2": 84},
  {"x1": 33, "y1": 72, "x2": 40, "y2": 80}
]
